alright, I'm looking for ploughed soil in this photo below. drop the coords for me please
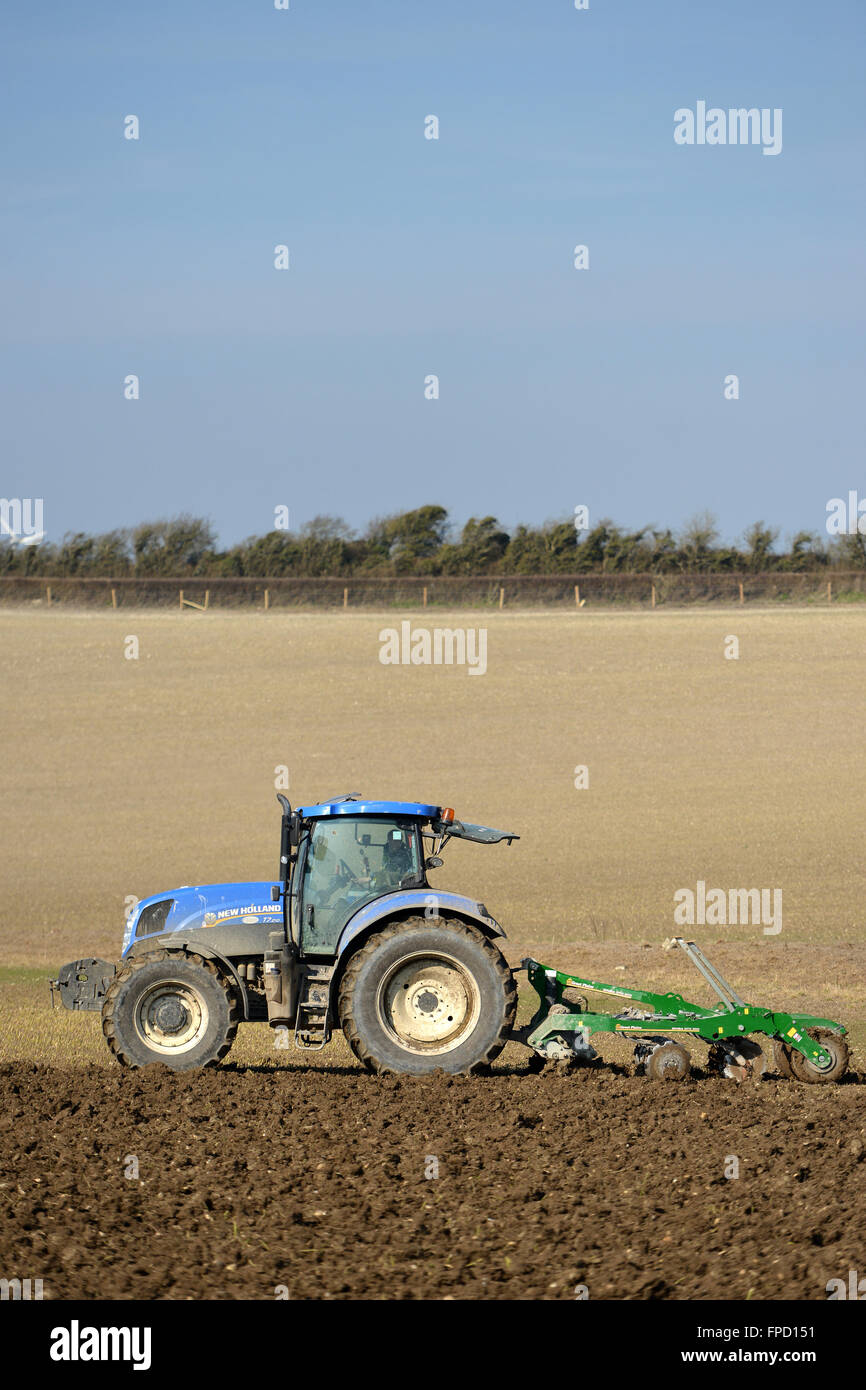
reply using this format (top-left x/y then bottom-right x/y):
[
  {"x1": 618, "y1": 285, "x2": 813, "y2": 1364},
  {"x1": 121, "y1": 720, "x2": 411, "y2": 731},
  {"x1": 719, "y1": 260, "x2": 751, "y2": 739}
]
[{"x1": 1, "y1": 1060, "x2": 864, "y2": 1301}]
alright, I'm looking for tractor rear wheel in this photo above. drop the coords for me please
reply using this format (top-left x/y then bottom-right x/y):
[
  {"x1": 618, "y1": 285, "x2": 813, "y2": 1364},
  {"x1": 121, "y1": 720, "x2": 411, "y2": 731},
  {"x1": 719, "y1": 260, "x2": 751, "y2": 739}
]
[
  {"x1": 338, "y1": 917, "x2": 516, "y2": 1076},
  {"x1": 102, "y1": 950, "x2": 239, "y2": 1070}
]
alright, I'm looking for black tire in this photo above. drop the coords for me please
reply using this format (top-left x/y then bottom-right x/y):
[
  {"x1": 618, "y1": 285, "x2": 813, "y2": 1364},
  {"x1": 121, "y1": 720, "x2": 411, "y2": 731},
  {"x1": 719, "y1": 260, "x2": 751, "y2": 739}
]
[
  {"x1": 101, "y1": 949, "x2": 239, "y2": 1070},
  {"x1": 785, "y1": 1027, "x2": 849, "y2": 1084},
  {"x1": 338, "y1": 917, "x2": 516, "y2": 1076}
]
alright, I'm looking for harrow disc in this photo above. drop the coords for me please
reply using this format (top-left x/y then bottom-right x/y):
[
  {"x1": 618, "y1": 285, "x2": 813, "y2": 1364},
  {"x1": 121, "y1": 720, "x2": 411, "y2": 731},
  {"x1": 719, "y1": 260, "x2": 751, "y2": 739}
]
[
  {"x1": 709, "y1": 1038, "x2": 766, "y2": 1083},
  {"x1": 645, "y1": 1041, "x2": 691, "y2": 1081}
]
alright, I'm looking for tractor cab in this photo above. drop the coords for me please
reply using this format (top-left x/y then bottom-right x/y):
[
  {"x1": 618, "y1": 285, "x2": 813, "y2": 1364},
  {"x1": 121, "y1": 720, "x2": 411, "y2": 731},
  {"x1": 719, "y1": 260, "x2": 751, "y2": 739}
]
[
  {"x1": 297, "y1": 809, "x2": 426, "y2": 952},
  {"x1": 279, "y1": 795, "x2": 519, "y2": 956}
]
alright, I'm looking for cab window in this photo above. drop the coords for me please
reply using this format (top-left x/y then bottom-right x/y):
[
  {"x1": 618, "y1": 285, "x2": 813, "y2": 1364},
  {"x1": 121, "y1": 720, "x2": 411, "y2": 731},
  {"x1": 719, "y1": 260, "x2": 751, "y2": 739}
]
[{"x1": 301, "y1": 818, "x2": 422, "y2": 949}]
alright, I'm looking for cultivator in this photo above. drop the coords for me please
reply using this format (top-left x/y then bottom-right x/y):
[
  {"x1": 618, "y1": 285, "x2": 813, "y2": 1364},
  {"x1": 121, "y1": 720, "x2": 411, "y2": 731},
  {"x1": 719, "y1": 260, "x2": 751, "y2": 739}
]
[{"x1": 519, "y1": 938, "x2": 849, "y2": 1083}]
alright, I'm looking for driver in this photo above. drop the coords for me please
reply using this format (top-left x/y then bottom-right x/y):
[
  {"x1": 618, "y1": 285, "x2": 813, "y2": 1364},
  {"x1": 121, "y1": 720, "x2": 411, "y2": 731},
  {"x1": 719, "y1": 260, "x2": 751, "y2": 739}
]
[
  {"x1": 371, "y1": 832, "x2": 413, "y2": 890},
  {"x1": 313, "y1": 828, "x2": 414, "y2": 908}
]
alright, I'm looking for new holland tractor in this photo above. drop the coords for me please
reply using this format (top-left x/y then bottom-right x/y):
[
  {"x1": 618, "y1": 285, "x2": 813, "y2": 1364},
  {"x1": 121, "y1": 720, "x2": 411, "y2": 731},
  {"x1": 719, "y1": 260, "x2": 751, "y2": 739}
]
[
  {"x1": 54, "y1": 797, "x2": 519, "y2": 1074},
  {"x1": 52, "y1": 795, "x2": 850, "y2": 1082}
]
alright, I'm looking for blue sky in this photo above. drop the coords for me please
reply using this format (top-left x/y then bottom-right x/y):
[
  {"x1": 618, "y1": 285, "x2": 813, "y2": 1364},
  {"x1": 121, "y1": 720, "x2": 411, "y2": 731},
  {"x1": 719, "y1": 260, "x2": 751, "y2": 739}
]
[{"x1": 1, "y1": 0, "x2": 864, "y2": 547}]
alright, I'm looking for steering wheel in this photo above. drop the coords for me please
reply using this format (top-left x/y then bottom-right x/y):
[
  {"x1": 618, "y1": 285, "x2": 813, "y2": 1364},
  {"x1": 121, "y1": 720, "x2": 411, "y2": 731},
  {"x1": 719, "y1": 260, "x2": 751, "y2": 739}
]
[{"x1": 318, "y1": 858, "x2": 359, "y2": 907}]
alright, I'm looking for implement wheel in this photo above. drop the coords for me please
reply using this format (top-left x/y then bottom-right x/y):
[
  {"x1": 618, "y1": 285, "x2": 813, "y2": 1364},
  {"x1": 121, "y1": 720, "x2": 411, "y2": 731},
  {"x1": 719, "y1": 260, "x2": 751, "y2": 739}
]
[
  {"x1": 645, "y1": 1042, "x2": 691, "y2": 1081},
  {"x1": 338, "y1": 917, "x2": 516, "y2": 1076},
  {"x1": 784, "y1": 1027, "x2": 849, "y2": 1084}
]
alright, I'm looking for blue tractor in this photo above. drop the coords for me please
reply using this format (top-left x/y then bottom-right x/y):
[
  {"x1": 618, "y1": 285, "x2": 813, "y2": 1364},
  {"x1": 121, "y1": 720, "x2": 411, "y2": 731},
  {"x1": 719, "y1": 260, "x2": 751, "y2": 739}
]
[{"x1": 53, "y1": 796, "x2": 520, "y2": 1075}]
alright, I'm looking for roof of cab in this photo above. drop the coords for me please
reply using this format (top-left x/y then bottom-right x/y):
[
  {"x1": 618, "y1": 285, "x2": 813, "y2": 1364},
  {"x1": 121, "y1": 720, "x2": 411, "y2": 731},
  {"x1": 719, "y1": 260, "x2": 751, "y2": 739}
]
[{"x1": 297, "y1": 799, "x2": 440, "y2": 819}]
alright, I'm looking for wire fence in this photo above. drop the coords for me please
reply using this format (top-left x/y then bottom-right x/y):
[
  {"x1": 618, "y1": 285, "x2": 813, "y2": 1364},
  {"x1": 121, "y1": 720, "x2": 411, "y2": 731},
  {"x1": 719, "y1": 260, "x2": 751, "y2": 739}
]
[{"x1": 2, "y1": 572, "x2": 865, "y2": 610}]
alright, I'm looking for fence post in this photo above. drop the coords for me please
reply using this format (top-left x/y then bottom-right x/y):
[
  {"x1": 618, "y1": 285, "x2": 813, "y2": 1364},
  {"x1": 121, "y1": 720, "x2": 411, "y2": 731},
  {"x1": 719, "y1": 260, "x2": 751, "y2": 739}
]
[
  {"x1": 739, "y1": 582, "x2": 744, "y2": 605},
  {"x1": 827, "y1": 580, "x2": 832, "y2": 602},
  {"x1": 499, "y1": 586, "x2": 505, "y2": 609},
  {"x1": 343, "y1": 587, "x2": 348, "y2": 609},
  {"x1": 179, "y1": 589, "x2": 184, "y2": 610},
  {"x1": 651, "y1": 583, "x2": 656, "y2": 609},
  {"x1": 422, "y1": 585, "x2": 428, "y2": 608},
  {"x1": 111, "y1": 588, "x2": 117, "y2": 609},
  {"x1": 575, "y1": 584, "x2": 580, "y2": 607},
  {"x1": 204, "y1": 590, "x2": 210, "y2": 611},
  {"x1": 264, "y1": 588, "x2": 270, "y2": 611},
  {"x1": 46, "y1": 585, "x2": 51, "y2": 607}
]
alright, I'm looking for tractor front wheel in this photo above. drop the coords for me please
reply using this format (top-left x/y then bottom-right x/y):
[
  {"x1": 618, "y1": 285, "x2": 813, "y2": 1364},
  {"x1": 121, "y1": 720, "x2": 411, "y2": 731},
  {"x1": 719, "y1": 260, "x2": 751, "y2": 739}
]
[
  {"x1": 101, "y1": 950, "x2": 239, "y2": 1070},
  {"x1": 338, "y1": 917, "x2": 516, "y2": 1075}
]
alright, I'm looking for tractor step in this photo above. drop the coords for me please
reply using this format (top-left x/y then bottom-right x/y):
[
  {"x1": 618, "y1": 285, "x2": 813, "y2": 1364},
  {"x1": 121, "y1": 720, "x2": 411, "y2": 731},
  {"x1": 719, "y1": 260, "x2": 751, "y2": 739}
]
[{"x1": 293, "y1": 963, "x2": 334, "y2": 1050}]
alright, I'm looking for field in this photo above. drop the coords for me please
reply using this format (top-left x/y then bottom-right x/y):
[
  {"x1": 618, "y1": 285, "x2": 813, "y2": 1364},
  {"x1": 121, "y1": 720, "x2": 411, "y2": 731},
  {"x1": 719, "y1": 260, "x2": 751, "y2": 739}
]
[{"x1": 1, "y1": 606, "x2": 865, "y2": 1300}]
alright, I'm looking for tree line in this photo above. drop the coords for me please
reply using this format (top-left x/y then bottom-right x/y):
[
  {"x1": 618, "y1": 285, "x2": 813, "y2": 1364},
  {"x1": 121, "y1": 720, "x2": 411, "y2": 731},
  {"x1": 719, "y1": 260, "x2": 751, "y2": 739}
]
[{"x1": 2, "y1": 506, "x2": 864, "y2": 579}]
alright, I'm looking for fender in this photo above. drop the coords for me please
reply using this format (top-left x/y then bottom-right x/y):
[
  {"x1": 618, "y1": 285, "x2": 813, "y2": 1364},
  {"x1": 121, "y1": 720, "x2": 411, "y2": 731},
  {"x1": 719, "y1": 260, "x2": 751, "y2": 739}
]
[{"x1": 335, "y1": 888, "x2": 505, "y2": 960}]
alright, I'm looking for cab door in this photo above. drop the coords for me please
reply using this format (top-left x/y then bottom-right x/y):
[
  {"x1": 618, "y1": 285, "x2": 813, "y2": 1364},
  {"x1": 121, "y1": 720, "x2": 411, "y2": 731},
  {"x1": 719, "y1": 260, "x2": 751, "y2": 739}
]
[
  {"x1": 298, "y1": 817, "x2": 422, "y2": 954},
  {"x1": 298, "y1": 818, "x2": 370, "y2": 953}
]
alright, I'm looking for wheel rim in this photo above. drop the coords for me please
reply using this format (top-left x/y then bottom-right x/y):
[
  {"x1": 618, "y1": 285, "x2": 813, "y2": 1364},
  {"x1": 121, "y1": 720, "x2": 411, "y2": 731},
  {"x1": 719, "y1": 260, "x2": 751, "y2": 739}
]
[
  {"x1": 133, "y1": 980, "x2": 209, "y2": 1055},
  {"x1": 792, "y1": 1031, "x2": 840, "y2": 1077},
  {"x1": 375, "y1": 951, "x2": 481, "y2": 1055},
  {"x1": 819, "y1": 1045, "x2": 839, "y2": 1072}
]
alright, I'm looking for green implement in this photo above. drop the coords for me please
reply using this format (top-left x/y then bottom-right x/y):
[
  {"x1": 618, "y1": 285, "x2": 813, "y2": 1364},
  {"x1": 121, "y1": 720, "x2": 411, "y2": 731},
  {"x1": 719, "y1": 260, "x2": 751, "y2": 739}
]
[{"x1": 520, "y1": 938, "x2": 849, "y2": 1083}]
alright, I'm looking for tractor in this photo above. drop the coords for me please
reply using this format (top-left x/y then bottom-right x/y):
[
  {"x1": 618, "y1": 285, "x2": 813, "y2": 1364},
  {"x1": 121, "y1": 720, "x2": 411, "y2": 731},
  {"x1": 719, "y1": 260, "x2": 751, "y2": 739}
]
[
  {"x1": 53, "y1": 796, "x2": 519, "y2": 1074},
  {"x1": 52, "y1": 794, "x2": 851, "y2": 1083}
]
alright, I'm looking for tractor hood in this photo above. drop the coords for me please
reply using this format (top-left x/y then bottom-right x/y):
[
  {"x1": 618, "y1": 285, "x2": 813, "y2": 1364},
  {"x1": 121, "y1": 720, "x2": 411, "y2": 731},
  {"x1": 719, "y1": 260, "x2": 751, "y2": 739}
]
[{"x1": 123, "y1": 881, "x2": 282, "y2": 954}]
